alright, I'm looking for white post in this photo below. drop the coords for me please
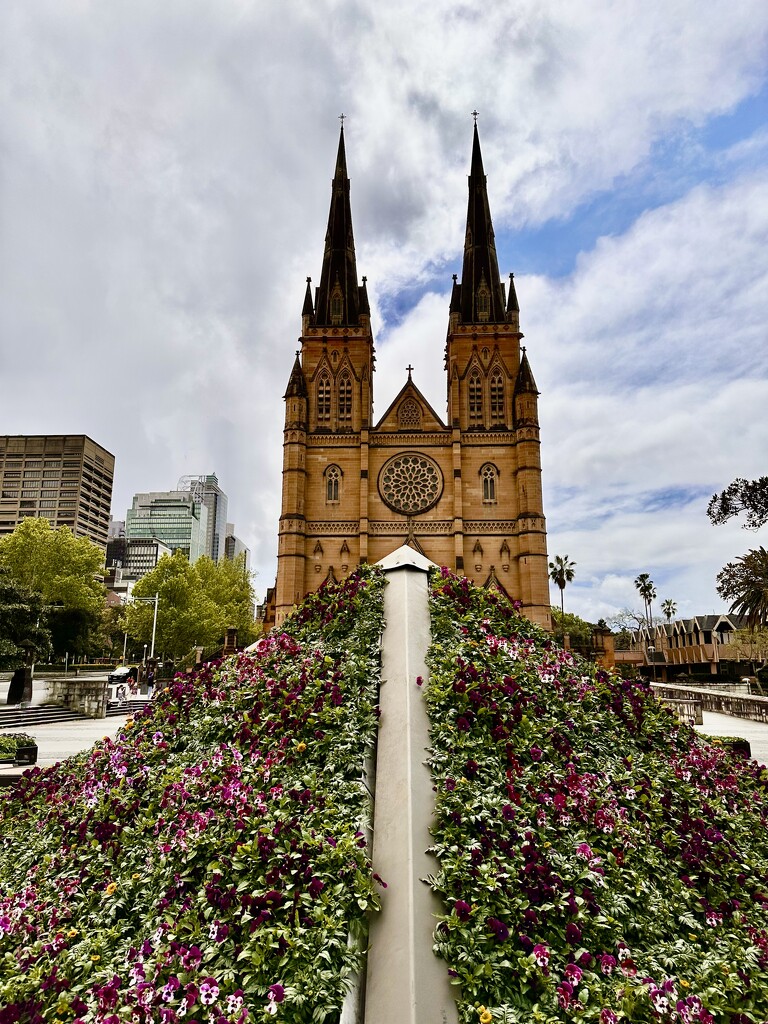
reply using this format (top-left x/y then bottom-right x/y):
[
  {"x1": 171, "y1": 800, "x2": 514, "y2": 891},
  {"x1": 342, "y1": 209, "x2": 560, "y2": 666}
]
[
  {"x1": 150, "y1": 593, "x2": 159, "y2": 659},
  {"x1": 364, "y1": 546, "x2": 459, "y2": 1024}
]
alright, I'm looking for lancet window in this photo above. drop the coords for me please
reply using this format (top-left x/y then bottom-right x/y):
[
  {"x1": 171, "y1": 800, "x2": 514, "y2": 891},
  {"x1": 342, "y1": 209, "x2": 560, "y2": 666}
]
[
  {"x1": 490, "y1": 370, "x2": 505, "y2": 424},
  {"x1": 468, "y1": 371, "x2": 483, "y2": 426},
  {"x1": 338, "y1": 372, "x2": 352, "y2": 422},
  {"x1": 481, "y1": 463, "x2": 498, "y2": 503},
  {"x1": 317, "y1": 374, "x2": 332, "y2": 423},
  {"x1": 325, "y1": 465, "x2": 341, "y2": 503}
]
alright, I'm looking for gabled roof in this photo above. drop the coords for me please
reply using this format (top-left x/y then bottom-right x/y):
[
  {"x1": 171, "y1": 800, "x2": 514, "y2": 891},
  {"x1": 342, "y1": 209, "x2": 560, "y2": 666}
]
[{"x1": 374, "y1": 374, "x2": 447, "y2": 432}]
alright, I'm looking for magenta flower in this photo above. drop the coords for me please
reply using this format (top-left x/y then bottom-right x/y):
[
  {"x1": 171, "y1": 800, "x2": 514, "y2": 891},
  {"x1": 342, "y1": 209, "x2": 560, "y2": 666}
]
[
  {"x1": 599, "y1": 954, "x2": 616, "y2": 975},
  {"x1": 556, "y1": 981, "x2": 573, "y2": 1008},
  {"x1": 199, "y1": 978, "x2": 220, "y2": 1006},
  {"x1": 565, "y1": 922, "x2": 581, "y2": 944},
  {"x1": 529, "y1": 746, "x2": 543, "y2": 762},
  {"x1": 564, "y1": 963, "x2": 583, "y2": 984},
  {"x1": 454, "y1": 900, "x2": 471, "y2": 921},
  {"x1": 533, "y1": 943, "x2": 550, "y2": 968},
  {"x1": 486, "y1": 917, "x2": 509, "y2": 942}
]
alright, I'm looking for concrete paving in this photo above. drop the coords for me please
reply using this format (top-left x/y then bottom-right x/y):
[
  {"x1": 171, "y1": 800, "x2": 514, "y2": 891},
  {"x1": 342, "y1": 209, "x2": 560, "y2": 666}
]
[
  {"x1": 0, "y1": 709, "x2": 135, "y2": 780},
  {"x1": 696, "y1": 710, "x2": 768, "y2": 768}
]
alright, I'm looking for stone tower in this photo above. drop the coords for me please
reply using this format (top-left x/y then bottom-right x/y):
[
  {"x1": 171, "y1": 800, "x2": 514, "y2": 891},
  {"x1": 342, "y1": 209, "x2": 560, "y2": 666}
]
[{"x1": 274, "y1": 125, "x2": 551, "y2": 629}]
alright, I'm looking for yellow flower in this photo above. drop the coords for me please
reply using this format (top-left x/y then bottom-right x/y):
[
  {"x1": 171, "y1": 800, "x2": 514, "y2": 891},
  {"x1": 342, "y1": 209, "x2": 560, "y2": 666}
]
[
  {"x1": 296, "y1": 742, "x2": 307, "y2": 753},
  {"x1": 478, "y1": 1008, "x2": 493, "y2": 1024},
  {"x1": 132, "y1": 873, "x2": 140, "y2": 880},
  {"x1": 680, "y1": 980, "x2": 690, "y2": 988},
  {"x1": 91, "y1": 955, "x2": 100, "y2": 962},
  {"x1": 105, "y1": 882, "x2": 117, "y2": 895},
  {"x1": 68, "y1": 928, "x2": 78, "y2": 938}
]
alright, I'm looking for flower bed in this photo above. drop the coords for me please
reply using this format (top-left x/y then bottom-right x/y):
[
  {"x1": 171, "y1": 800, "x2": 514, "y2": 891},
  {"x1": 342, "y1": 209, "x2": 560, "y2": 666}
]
[
  {"x1": 426, "y1": 570, "x2": 768, "y2": 1023},
  {"x1": 0, "y1": 567, "x2": 384, "y2": 1023}
]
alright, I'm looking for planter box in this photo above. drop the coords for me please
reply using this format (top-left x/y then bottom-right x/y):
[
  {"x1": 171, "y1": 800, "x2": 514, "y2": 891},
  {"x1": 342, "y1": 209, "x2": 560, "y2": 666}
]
[{"x1": 14, "y1": 744, "x2": 38, "y2": 766}]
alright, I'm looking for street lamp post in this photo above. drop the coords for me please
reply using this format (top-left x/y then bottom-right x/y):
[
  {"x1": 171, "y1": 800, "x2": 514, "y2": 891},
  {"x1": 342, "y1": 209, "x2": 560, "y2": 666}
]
[{"x1": 648, "y1": 644, "x2": 656, "y2": 683}]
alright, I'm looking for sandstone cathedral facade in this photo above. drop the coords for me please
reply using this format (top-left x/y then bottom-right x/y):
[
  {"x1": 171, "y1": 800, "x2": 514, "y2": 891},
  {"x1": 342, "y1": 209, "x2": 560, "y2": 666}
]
[{"x1": 273, "y1": 125, "x2": 551, "y2": 629}]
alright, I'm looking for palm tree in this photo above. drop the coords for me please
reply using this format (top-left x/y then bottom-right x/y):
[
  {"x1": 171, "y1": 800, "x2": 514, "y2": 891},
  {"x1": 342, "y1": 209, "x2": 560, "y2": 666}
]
[
  {"x1": 634, "y1": 573, "x2": 657, "y2": 628},
  {"x1": 549, "y1": 555, "x2": 576, "y2": 616},
  {"x1": 661, "y1": 598, "x2": 677, "y2": 623},
  {"x1": 717, "y1": 546, "x2": 768, "y2": 630}
]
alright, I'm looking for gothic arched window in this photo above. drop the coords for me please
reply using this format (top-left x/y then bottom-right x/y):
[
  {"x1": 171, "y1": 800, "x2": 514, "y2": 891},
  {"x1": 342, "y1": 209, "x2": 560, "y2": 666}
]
[
  {"x1": 490, "y1": 370, "x2": 505, "y2": 424},
  {"x1": 468, "y1": 371, "x2": 483, "y2": 426},
  {"x1": 325, "y1": 465, "x2": 341, "y2": 503},
  {"x1": 481, "y1": 463, "x2": 498, "y2": 503},
  {"x1": 317, "y1": 373, "x2": 331, "y2": 423},
  {"x1": 338, "y1": 372, "x2": 352, "y2": 422},
  {"x1": 398, "y1": 397, "x2": 422, "y2": 429}
]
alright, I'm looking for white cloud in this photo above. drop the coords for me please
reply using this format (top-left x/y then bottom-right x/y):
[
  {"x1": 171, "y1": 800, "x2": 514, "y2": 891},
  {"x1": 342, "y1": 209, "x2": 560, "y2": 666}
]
[{"x1": 0, "y1": 0, "x2": 766, "y2": 608}]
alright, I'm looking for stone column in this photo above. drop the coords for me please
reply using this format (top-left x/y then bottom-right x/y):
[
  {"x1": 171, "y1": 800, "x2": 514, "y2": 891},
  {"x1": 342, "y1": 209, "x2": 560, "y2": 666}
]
[{"x1": 363, "y1": 545, "x2": 459, "y2": 1024}]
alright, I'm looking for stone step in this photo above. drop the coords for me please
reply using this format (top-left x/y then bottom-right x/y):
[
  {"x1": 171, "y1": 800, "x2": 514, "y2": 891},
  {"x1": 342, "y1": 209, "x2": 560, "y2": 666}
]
[{"x1": 0, "y1": 706, "x2": 88, "y2": 730}]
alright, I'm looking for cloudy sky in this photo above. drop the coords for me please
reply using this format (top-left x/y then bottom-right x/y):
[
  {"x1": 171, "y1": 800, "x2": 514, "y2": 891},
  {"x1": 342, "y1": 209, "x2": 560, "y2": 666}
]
[{"x1": 2, "y1": 0, "x2": 767, "y2": 622}]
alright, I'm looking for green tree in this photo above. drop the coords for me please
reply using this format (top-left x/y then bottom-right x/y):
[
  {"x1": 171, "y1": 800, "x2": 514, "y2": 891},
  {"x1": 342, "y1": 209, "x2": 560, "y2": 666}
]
[
  {"x1": 0, "y1": 518, "x2": 104, "y2": 613},
  {"x1": 716, "y1": 546, "x2": 768, "y2": 630},
  {"x1": 550, "y1": 607, "x2": 593, "y2": 647},
  {"x1": 634, "y1": 573, "x2": 657, "y2": 628},
  {"x1": 548, "y1": 555, "x2": 576, "y2": 616},
  {"x1": 661, "y1": 598, "x2": 677, "y2": 622},
  {"x1": 707, "y1": 476, "x2": 768, "y2": 530},
  {"x1": 122, "y1": 552, "x2": 256, "y2": 660},
  {"x1": 0, "y1": 568, "x2": 51, "y2": 670}
]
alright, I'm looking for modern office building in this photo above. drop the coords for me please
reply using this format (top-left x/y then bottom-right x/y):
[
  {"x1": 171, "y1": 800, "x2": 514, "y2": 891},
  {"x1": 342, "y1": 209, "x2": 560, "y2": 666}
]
[
  {"x1": 0, "y1": 434, "x2": 114, "y2": 548},
  {"x1": 126, "y1": 491, "x2": 209, "y2": 563},
  {"x1": 106, "y1": 536, "x2": 172, "y2": 578},
  {"x1": 224, "y1": 523, "x2": 250, "y2": 569},
  {"x1": 178, "y1": 473, "x2": 228, "y2": 562}
]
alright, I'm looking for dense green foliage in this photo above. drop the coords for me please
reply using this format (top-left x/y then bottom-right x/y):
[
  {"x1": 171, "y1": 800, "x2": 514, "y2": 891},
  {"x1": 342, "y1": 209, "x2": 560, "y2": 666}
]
[
  {"x1": 0, "y1": 568, "x2": 50, "y2": 669},
  {"x1": 426, "y1": 569, "x2": 768, "y2": 1023},
  {"x1": 717, "y1": 547, "x2": 768, "y2": 630},
  {"x1": 0, "y1": 567, "x2": 385, "y2": 1022},
  {"x1": 121, "y1": 551, "x2": 257, "y2": 658}
]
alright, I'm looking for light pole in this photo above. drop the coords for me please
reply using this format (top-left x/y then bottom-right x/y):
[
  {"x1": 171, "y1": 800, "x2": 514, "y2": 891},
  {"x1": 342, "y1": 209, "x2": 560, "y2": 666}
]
[{"x1": 131, "y1": 593, "x2": 160, "y2": 660}]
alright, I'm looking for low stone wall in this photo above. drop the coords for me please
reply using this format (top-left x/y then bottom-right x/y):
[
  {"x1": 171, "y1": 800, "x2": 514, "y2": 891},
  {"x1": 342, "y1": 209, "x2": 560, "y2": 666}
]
[
  {"x1": 652, "y1": 683, "x2": 768, "y2": 724},
  {"x1": 46, "y1": 676, "x2": 108, "y2": 719},
  {"x1": 656, "y1": 696, "x2": 703, "y2": 726}
]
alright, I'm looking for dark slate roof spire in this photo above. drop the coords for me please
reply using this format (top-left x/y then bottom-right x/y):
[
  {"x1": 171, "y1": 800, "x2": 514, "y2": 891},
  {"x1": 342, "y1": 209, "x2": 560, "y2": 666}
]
[
  {"x1": 284, "y1": 352, "x2": 308, "y2": 398},
  {"x1": 457, "y1": 124, "x2": 506, "y2": 324},
  {"x1": 514, "y1": 347, "x2": 539, "y2": 394},
  {"x1": 314, "y1": 124, "x2": 363, "y2": 327}
]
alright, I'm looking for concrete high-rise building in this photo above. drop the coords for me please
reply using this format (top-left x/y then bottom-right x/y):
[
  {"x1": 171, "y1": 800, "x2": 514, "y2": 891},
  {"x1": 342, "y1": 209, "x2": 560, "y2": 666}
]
[
  {"x1": 0, "y1": 434, "x2": 114, "y2": 548},
  {"x1": 126, "y1": 491, "x2": 209, "y2": 563},
  {"x1": 274, "y1": 126, "x2": 550, "y2": 628},
  {"x1": 178, "y1": 473, "x2": 228, "y2": 562}
]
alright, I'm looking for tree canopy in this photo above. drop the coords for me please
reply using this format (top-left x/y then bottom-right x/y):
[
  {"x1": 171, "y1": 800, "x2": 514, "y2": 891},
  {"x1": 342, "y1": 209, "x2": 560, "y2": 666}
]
[
  {"x1": 548, "y1": 554, "x2": 576, "y2": 616},
  {"x1": 716, "y1": 546, "x2": 768, "y2": 630},
  {"x1": 0, "y1": 568, "x2": 51, "y2": 670},
  {"x1": 121, "y1": 552, "x2": 256, "y2": 659},
  {"x1": 707, "y1": 476, "x2": 768, "y2": 530},
  {"x1": 0, "y1": 517, "x2": 104, "y2": 612}
]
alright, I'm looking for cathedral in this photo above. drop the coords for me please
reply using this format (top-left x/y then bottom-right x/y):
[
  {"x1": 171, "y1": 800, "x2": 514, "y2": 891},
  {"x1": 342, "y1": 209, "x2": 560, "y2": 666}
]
[{"x1": 273, "y1": 124, "x2": 551, "y2": 629}]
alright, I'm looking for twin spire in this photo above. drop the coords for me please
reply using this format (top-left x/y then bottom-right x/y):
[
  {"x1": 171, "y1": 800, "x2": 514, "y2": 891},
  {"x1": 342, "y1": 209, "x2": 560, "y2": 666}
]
[{"x1": 305, "y1": 120, "x2": 517, "y2": 329}]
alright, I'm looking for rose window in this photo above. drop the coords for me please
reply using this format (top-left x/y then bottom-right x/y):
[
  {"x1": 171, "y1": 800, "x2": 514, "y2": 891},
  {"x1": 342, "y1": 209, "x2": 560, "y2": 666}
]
[{"x1": 378, "y1": 453, "x2": 443, "y2": 515}]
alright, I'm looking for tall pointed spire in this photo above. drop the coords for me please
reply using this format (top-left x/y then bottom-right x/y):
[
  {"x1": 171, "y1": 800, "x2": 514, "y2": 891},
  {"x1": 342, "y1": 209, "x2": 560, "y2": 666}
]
[
  {"x1": 457, "y1": 124, "x2": 506, "y2": 324},
  {"x1": 314, "y1": 125, "x2": 364, "y2": 327}
]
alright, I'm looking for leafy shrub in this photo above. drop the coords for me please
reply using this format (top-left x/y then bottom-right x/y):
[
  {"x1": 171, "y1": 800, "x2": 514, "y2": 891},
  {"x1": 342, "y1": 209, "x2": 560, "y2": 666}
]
[
  {"x1": 426, "y1": 568, "x2": 768, "y2": 1023},
  {"x1": 0, "y1": 567, "x2": 384, "y2": 1023}
]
